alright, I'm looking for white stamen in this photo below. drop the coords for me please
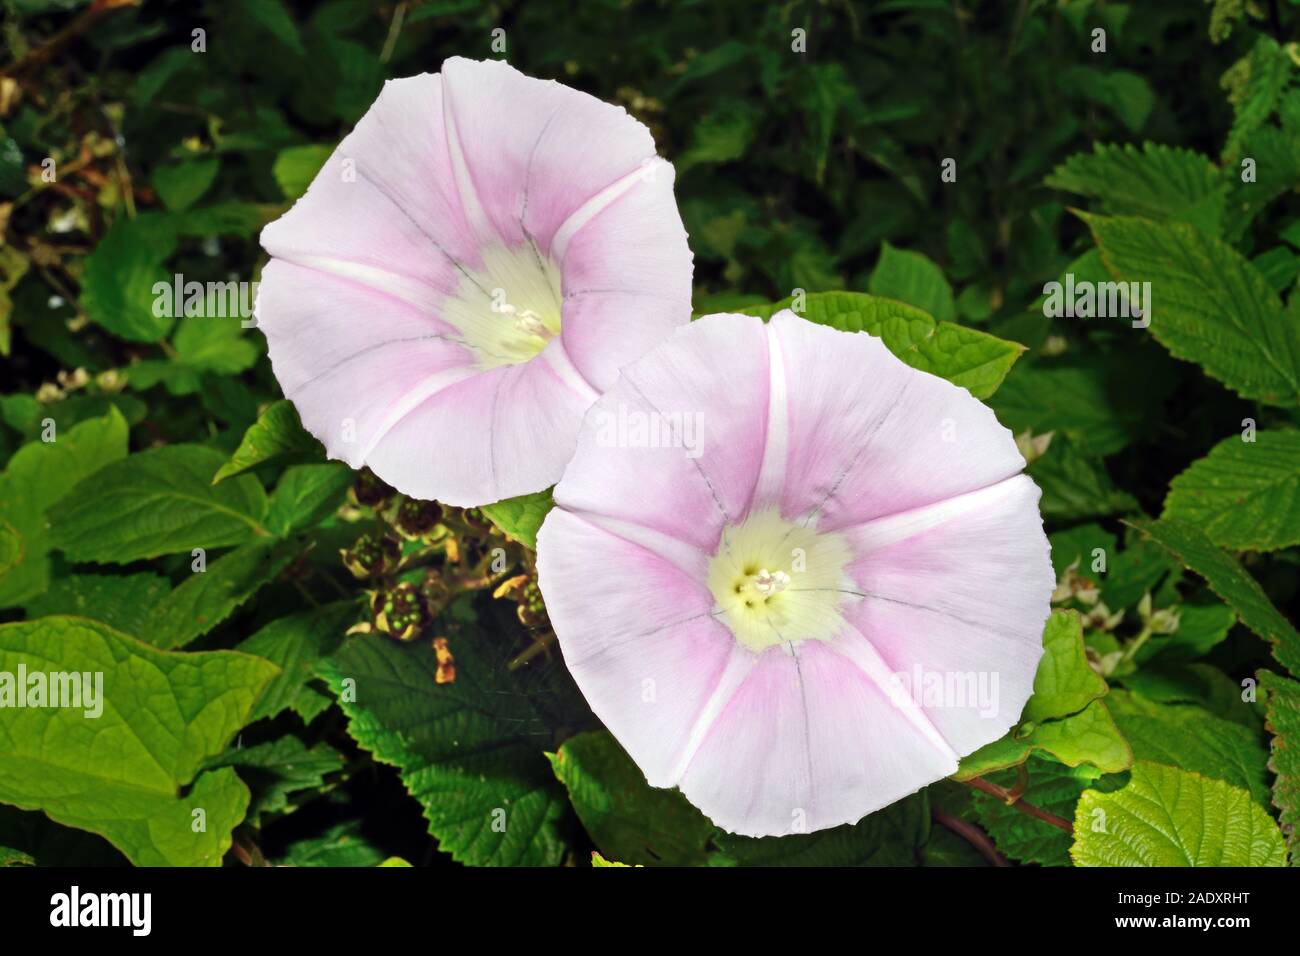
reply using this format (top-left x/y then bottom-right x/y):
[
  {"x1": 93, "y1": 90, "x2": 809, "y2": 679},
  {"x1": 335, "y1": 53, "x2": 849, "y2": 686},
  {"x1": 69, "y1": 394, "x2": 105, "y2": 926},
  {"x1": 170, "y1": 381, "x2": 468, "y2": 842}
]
[
  {"x1": 753, "y1": 569, "x2": 790, "y2": 596},
  {"x1": 515, "y1": 309, "x2": 551, "y2": 339}
]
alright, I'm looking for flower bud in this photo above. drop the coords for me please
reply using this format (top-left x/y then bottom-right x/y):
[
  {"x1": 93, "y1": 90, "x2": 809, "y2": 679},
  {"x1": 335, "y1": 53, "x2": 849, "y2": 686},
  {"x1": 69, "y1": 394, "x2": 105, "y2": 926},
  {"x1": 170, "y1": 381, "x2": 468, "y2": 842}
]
[
  {"x1": 349, "y1": 467, "x2": 396, "y2": 510},
  {"x1": 371, "y1": 582, "x2": 429, "y2": 642},
  {"x1": 341, "y1": 533, "x2": 401, "y2": 579},
  {"x1": 394, "y1": 497, "x2": 443, "y2": 540}
]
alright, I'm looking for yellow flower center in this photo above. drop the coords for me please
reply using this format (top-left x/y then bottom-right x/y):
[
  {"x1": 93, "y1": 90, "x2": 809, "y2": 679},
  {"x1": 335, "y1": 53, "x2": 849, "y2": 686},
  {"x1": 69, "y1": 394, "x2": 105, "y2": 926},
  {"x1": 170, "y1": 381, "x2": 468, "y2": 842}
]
[{"x1": 707, "y1": 508, "x2": 853, "y2": 652}]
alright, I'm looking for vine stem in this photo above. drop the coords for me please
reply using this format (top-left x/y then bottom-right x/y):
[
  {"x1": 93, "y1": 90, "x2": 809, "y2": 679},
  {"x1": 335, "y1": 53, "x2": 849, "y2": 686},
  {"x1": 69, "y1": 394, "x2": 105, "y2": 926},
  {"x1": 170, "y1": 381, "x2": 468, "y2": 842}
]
[
  {"x1": 962, "y1": 777, "x2": 1074, "y2": 834},
  {"x1": 931, "y1": 807, "x2": 1009, "y2": 867}
]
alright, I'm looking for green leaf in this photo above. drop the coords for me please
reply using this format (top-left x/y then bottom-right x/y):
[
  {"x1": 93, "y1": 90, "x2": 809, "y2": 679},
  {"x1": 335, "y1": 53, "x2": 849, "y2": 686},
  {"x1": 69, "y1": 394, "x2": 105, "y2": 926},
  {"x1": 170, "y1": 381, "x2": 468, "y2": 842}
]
[
  {"x1": 233, "y1": 0, "x2": 305, "y2": 55},
  {"x1": 1045, "y1": 143, "x2": 1225, "y2": 235},
  {"x1": 713, "y1": 792, "x2": 929, "y2": 866},
  {"x1": 972, "y1": 758, "x2": 1092, "y2": 866},
  {"x1": 548, "y1": 731, "x2": 715, "y2": 866},
  {"x1": 22, "y1": 572, "x2": 169, "y2": 635},
  {"x1": 956, "y1": 612, "x2": 1131, "y2": 779},
  {"x1": 0, "y1": 616, "x2": 278, "y2": 866},
  {"x1": 990, "y1": 358, "x2": 1162, "y2": 457},
  {"x1": 739, "y1": 291, "x2": 1023, "y2": 399},
  {"x1": 1164, "y1": 430, "x2": 1300, "y2": 551},
  {"x1": 272, "y1": 819, "x2": 386, "y2": 867},
  {"x1": 0, "y1": 409, "x2": 129, "y2": 607},
  {"x1": 152, "y1": 158, "x2": 220, "y2": 211},
  {"x1": 272, "y1": 144, "x2": 333, "y2": 201},
  {"x1": 868, "y1": 242, "x2": 955, "y2": 323},
  {"x1": 1087, "y1": 214, "x2": 1300, "y2": 406},
  {"x1": 1065, "y1": 67, "x2": 1154, "y2": 133},
  {"x1": 1260, "y1": 670, "x2": 1300, "y2": 860},
  {"x1": 1071, "y1": 762, "x2": 1287, "y2": 866},
  {"x1": 1137, "y1": 600, "x2": 1237, "y2": 664},
  {"x1": 204, "y1": 735, "x2": 344, "y2": 825},
  {"x1": 79, "y1": 213, "x2": 178, "y2": 343},
  {"x1": 1224, "y1": 36, "x2": 1293, "y2": 160},
  {"x1": 235, "y1": 602, "x2": 358, "y2": 723},
  {"x1": 1107, "y1": 690, "x2": 1270, "y2": 805},
  {"x1": 480, "y1": 488, "x2": 553, "y2": 550},
  {"x1": 1026, "y1": 434, "x2": 1138, "y2": 521},
  {"x1": 1024, "y1": 610, "x2": 1108, "y2": 723},
  {"x1": 266, "y1": 463, "x2": 352, "y2": 536},
  {"x1": 141, "y1": 540, "x2": 300, "y2": 649},
  {"x1": 317, "y1": 631, "x2": 568, "y2": 866},
  {"x1": 129, "y1": 313, "x2": 260, "y2": 395},
  {"x1": 1126, "y1": 517, "x2": 1300, "y2": 677},
  {"x1": 50, "y1": 444, "x2": 269, "y2": 564},
  {"x1": 212, "y1": 400, "x2": 321, "y2": 483}
]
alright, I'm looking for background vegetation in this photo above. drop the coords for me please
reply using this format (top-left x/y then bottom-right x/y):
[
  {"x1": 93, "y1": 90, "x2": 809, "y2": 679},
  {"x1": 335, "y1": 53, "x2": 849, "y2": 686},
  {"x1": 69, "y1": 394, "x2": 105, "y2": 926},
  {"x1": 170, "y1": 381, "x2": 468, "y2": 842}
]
[{"x1": 1, "y1": 0, "x2": 1298, "y2": 867}]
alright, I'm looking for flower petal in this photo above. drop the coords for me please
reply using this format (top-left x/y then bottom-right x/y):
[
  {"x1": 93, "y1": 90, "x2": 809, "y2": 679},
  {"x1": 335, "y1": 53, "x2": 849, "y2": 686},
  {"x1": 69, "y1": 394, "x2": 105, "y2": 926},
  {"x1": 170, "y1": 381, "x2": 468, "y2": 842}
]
[
  {"x1": 256, "y1": 259, "x2": 475, "y2": 465},
  {"x1": 440, "y1": 57, "x2": 659, "y2": 254},
  {"x1": 536, "y1": 508, "x2": 739, "y2": 785},
  {"x1": 552, "y1": 314, "x2": 769, "y2": 552},
  {"x1": 768, "y1": 309, "x2": 1026, "y2": 527},
  {"x1": 677, "y1": 640, "x2": 957, "y2": 837},
  {"x1": 838, "y1": 475, "x2": 1053, "y2": 754},
  {"x1": 364, "y1": 338, "x2": 593, "y2": 505}
]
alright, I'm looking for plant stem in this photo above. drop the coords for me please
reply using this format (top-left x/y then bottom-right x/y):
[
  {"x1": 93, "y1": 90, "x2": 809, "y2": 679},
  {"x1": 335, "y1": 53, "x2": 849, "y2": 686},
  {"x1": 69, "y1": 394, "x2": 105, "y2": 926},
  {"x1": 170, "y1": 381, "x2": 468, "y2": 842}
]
[
  {"x1": 932, "y1": 807, "x2": 1010, "y2": 867},
  {"x1": 963, "y1": 777, "x2": 1074, "y2": 834}
]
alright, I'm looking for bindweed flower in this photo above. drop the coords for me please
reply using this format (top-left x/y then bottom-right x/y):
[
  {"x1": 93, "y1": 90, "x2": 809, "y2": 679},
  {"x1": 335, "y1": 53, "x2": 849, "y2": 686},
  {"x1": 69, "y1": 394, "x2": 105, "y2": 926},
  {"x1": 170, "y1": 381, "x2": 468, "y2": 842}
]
[
  {"x1": 536, "y1": 311, "x2": 1055, "y2": 837},
  {"x1": 256, "y1": 58, "x2": 692, "y2": 506}
]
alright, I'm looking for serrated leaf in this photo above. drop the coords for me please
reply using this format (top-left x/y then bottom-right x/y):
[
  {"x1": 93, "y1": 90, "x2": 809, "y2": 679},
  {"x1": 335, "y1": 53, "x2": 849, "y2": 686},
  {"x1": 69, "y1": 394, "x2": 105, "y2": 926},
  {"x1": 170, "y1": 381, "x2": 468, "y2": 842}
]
[
  {"x1": 1164, "y1": 430, "x2": 1300, "y2": 551},
  {"x1": 480, "y1": 488, "x2": 553, "y2": 550},
  {"x1": 0, "y1": 616, "x2": 278, "y2": 866},
  {"x1": 317, "y1": 632, "x2": 568, "y2": 866},
  {"x1": 204, "y1": 735, "x2": 344, "y2": 825},
  {"x1": 868, "y1": 242, "x2": 955, "y2": 322},
  {"x1": 1071, "y1": 762, "x2": 1287, "y2": 866},
  {"x1": 1107, "y1": 690, "x2": 1269, "y2": 804},
  {"x1": 50, "y1": 444, "x2": 269, "y2": 564},
  {"x1": 236, "y1": 602, "x2": 357, "y2": 723},
  {"x1": 273, "y1": 819, "x2": 386, "y2": 867},
  {"x1": 1087, "y1": 214, "x2": 1300, "y2": 406},
  {"x1": 1260, "y1": 670, "x2": 1300, "y2": 859},
  {"x1": 548, "y1": 731, "x2": 715, "y2": 866},
  {"x1": 1126, "y1": 517, "x2": 1300, "y2": 677},
  {"x1": 739, "y1": 291, "x2": 1023, "y2": 398},
  {"x1": 1046, "y1": 143, "x2": 1225, "y2": 235},
  {"x1": 212, "y1": 400, "x2": 321, "y2": 483},
  {"x1": 141, "y1": 540, "x2": 299, "y2": 649},
  {"x1": 0, "y1": 409, "x2": 129, "y2": 607}
]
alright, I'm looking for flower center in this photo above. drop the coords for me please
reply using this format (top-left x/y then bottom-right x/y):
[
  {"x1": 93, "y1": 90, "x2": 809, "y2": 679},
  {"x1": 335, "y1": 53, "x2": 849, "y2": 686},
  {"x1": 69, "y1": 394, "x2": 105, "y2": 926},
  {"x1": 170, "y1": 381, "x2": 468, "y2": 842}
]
[
  {"x1": 707, "y1": 508, "x2": 853, "y2": 652},
  {"x1": 444, "y1": 243, "x2": 563, "y2": 369}
]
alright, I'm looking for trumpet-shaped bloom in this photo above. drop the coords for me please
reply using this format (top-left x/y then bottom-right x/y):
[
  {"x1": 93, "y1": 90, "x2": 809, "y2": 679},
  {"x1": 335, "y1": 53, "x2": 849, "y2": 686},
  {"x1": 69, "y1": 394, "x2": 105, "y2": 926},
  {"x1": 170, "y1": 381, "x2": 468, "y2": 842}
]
[
  {"x1": 536, "y1": 311, "x2": 1054, "y2": 837},
  {"x1": 255, "y1": 58, "x2": 692, "y2": 506}
]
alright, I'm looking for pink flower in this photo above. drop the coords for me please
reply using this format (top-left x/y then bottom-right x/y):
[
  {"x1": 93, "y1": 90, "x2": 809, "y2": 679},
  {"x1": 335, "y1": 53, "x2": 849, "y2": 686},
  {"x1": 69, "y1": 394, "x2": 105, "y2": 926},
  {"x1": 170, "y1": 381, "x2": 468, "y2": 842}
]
[
  {"x1": 255, "y1": 58, "x2": 692, "y2": 506},
  {"x1": 537, "y1": 311, "x2": 1054, "y2": 837}
]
